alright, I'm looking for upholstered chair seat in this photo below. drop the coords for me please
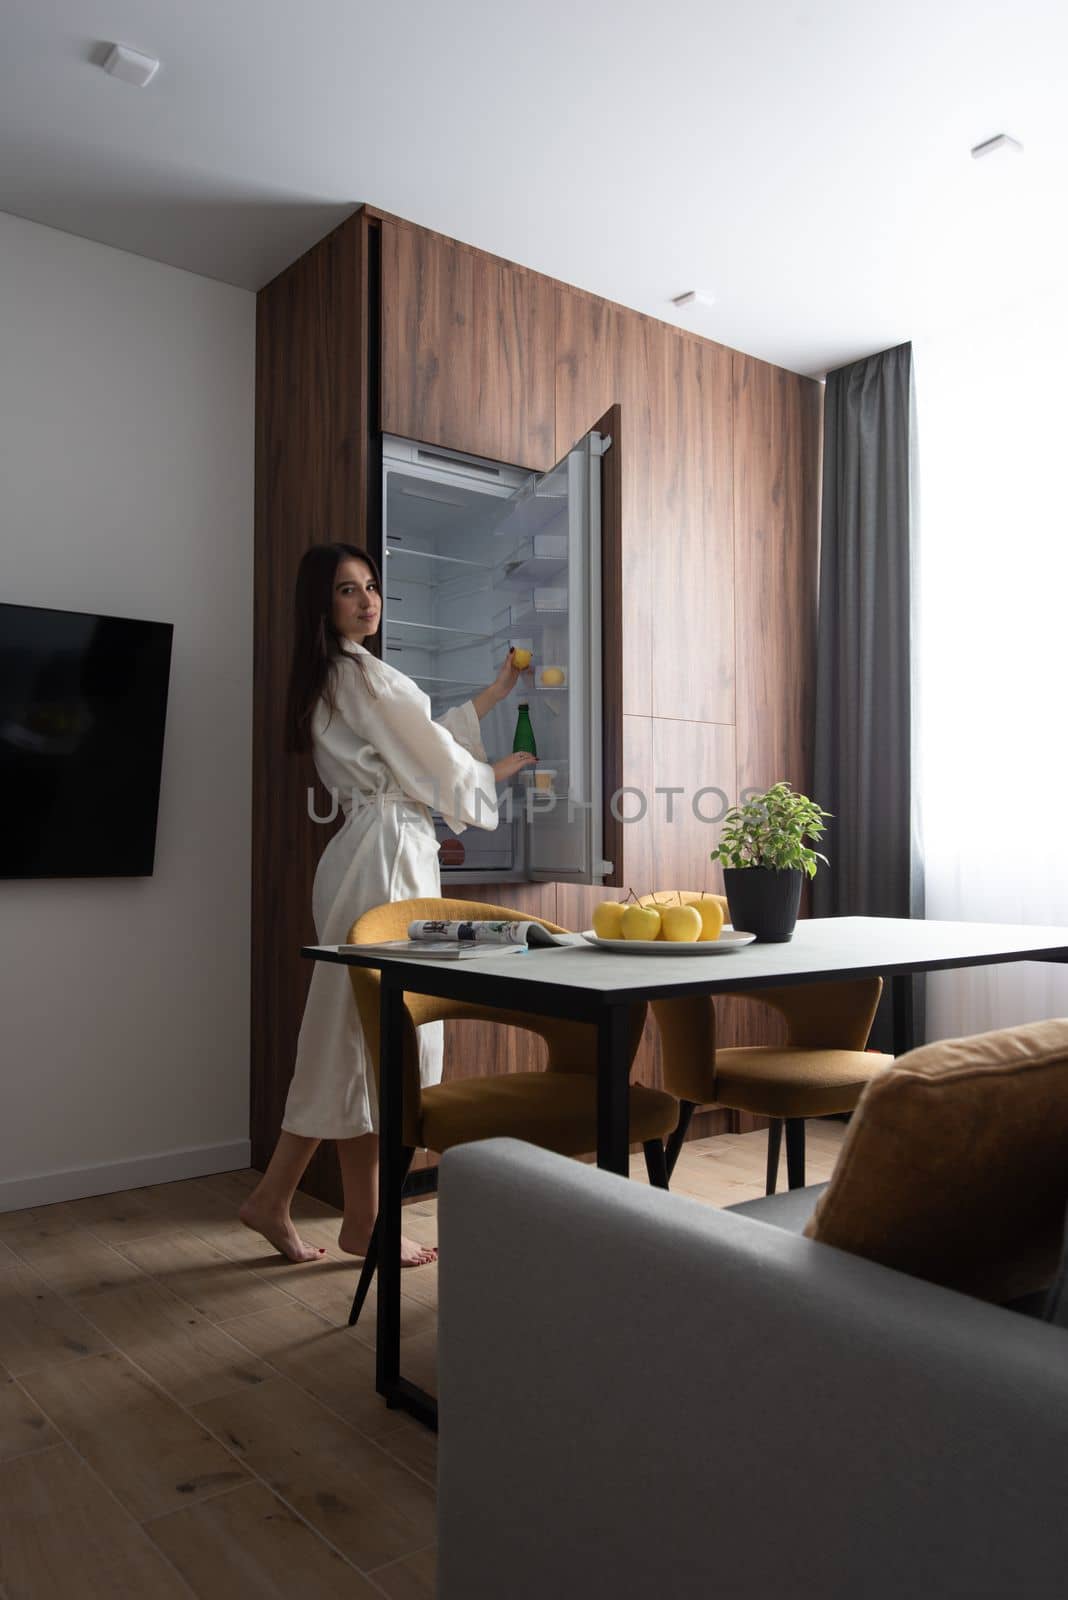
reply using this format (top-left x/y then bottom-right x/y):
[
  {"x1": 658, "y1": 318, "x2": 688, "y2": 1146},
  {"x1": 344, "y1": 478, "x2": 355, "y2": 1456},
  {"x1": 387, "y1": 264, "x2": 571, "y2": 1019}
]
[{"x1": 713, "y1": 1047, "x2": 885, "y2": 1120}]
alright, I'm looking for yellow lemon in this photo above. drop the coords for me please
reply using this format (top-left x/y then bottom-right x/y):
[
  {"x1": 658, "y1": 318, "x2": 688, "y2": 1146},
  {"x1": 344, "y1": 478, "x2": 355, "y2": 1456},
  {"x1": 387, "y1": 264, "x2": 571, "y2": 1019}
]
[
  {"x1": 512, "y1": 648, "x2": 532, "y2": 669},
  {"x1": 621, "y1": 904, "x2": 661, "y2": 941},
  {"x1": 661, "y1": 905, "x2": 703, "y2": 942},
  {"x1": 592, "y1": 901, "x2": 627, "y2": 940},
  {"x1": 695, "y1": 898, "x2": 725, "y2": 942},
  {"x1": 541, "y1": 666, "x2": 565, "y2": 686}
]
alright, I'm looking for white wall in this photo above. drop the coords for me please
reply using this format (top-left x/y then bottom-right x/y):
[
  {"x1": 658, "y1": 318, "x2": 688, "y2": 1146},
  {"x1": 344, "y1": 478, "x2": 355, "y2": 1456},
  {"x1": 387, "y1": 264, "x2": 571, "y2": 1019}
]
[{"x1": 0, "y1": 211, "x2": 255, "y2": 1208}]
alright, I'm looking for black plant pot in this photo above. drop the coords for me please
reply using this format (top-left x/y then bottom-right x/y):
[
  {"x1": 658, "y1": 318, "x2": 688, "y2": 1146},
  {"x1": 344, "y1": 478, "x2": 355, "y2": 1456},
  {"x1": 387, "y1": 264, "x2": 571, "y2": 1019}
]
[{"x1": 722, "y1": 866, "x2": 804, "y2": 943}]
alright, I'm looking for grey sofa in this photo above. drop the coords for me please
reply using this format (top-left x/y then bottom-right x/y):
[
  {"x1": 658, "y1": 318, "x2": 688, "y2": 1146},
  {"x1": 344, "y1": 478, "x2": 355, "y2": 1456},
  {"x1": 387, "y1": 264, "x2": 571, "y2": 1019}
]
[{"x1": 437, "y1": 1139, "x2": 1068, "y2": 1600}]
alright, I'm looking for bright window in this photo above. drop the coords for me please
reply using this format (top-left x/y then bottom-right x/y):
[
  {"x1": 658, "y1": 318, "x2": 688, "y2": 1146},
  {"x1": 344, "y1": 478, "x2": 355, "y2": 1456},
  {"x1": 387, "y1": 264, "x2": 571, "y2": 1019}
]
[{"x1": 916, "y1": 290, "x2": 1068, "y2": 1037}]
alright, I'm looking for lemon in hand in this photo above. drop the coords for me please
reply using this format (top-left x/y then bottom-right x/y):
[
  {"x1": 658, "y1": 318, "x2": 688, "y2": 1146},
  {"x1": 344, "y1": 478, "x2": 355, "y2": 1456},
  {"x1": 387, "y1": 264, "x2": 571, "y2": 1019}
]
[
  {"x1": 592, "y1": 901, "x2": 627, "y2": 940},
  {"x1": 512, "y1": 648, "x2": 532, "y2": 670}
]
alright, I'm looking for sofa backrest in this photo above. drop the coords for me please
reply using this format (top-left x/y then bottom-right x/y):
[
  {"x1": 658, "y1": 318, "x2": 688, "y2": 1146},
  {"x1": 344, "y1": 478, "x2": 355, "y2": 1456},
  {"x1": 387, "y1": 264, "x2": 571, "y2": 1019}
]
[{"x1": 438, "y1": 1138, "x2": 1068, "y2": 1600}]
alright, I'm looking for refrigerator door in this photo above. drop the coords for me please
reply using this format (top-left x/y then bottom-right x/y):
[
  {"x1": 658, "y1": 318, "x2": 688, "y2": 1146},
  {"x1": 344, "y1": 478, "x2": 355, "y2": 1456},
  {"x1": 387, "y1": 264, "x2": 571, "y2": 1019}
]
[{"x1": 523, "y1": 429, "x2": 611, "y2": 884}]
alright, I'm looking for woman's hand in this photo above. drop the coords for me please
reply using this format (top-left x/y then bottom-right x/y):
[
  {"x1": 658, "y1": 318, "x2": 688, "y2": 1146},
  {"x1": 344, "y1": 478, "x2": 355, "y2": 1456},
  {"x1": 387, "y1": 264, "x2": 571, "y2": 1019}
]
[
  {"x1": 473, "y1": 649, "x2": 533, "y2": 720},
  {"x1": 493, "y1": 646, "x2": 531, "y2": 702},
  {"x1": 492, "y1": 752, "x2": 539, "y2": 784}
]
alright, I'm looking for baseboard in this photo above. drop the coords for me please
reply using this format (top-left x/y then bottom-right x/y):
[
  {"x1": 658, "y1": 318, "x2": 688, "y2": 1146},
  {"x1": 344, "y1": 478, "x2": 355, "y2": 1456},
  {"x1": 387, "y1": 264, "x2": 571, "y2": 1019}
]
[{"x1": 0, "y1": 1139, "x2": 253, "y2": 1214}]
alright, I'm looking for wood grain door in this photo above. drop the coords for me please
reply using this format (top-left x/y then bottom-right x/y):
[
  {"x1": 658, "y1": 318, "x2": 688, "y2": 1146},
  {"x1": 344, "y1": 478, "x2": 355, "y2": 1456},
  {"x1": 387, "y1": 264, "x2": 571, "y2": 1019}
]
[{"x1": 379, "y1": 218, "x2": 556, "y2": 472}]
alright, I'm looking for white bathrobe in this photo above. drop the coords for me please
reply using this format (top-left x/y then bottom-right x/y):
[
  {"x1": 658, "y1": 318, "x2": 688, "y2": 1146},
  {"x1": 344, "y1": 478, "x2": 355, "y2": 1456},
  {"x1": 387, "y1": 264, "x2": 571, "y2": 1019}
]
[{"x1": 282, "y1": 639, "x2": 499, "y2": 1140}]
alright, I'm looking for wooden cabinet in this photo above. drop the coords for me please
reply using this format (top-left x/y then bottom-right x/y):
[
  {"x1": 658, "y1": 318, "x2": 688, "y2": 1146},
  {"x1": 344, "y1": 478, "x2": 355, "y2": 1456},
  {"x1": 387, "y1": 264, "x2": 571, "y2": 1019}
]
[
  {"x1": 555, "y1": 288, "x2": 735, "y2": 726},
  {"x1": 252, "y1": 211, "x2": 377, "y2": 1198},
  {"x1": 253, "y1": 205, "x2": 822, "y2": 1193},
  {"x1": 732, "y1": 352, "x2": 821, "y2": 802},
  {"x1": 380, "y1": 217, "x2": 556, "y2": 472}
]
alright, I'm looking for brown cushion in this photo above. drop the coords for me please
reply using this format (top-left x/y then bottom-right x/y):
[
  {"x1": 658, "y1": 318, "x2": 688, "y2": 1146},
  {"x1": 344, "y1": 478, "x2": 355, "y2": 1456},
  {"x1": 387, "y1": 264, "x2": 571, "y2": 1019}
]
[
  {"x1": 803, "y1": 1019, "x2": 1068, "y2": 1303},
  {"x1": 421, "y1": 1074, "x2": 678, "y2": 1156},
  {"x1": 714, "y1": 1046, "x2": 893, "y2": 1118}
]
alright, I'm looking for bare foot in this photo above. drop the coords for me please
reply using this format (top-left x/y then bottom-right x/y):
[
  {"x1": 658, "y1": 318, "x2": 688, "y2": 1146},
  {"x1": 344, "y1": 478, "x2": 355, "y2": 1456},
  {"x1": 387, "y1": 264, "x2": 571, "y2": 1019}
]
[
  {"x1": 338, "y1": 1222, "x2": 437, "y2": 1268},
  {"x1": 239, "y1": 1198, "x2": 325, "y2": 1263}
]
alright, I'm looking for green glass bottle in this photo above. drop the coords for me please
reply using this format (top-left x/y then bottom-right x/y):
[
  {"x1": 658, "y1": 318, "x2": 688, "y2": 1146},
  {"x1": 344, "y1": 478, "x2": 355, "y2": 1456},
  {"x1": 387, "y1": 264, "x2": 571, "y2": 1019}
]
[{"x1": 512, "y1": 702, "x2": 538, "y2": 759}]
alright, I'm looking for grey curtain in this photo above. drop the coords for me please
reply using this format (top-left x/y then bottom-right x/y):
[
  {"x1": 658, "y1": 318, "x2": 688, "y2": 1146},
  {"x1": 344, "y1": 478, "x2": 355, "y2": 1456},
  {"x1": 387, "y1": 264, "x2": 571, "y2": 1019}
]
[{"x1": 812, "y1": 341, "x2": 923, "y2": 1050}]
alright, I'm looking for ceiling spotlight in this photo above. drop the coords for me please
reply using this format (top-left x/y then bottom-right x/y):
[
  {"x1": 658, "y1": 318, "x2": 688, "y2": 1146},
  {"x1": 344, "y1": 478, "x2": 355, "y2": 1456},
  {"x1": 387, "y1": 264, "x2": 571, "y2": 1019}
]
[
  {"x1": 102, "y1": 42, "x2": 161, "y2": 88},
  {"x1": 970, "y1": 133, "x2": 1023, "y2": 160},
  {"x1": 671, "y1": 289, "x2": 716, "y2": 309}
]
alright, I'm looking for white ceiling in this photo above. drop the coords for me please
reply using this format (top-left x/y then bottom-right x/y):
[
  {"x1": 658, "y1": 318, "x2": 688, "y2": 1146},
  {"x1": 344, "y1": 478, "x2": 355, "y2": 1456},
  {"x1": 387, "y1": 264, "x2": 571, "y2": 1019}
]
[{"x1": 1, "y1": 0, "x2": 1065, "y2": 377}]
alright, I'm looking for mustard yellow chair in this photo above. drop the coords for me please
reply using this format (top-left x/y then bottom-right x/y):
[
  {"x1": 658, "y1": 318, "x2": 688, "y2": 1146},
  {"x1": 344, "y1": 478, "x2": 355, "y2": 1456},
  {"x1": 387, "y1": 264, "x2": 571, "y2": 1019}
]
[
  {"x1": 345, "y1": 897, "x2": 679, "y2": 1326},
  {"x1": 639, "y1": 891, "x2": 894, "y2": 1193}
]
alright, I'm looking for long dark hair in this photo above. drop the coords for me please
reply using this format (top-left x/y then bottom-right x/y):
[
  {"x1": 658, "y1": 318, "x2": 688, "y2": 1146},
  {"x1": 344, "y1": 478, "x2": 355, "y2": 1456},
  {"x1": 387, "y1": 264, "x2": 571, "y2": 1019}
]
[{"x1": 284, "y1": 543, "x2": 382, "y2": 754}]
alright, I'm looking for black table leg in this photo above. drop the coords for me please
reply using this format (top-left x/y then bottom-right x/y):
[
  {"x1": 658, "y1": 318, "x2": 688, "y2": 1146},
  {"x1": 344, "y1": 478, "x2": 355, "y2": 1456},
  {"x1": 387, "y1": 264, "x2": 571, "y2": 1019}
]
[
  {"x1": 375, "y1": 975, "x2": 405, "y2": 1402},
  {"x1": 597, "y1": 1004, "x2": 631, "y2": 1175},
  {"x1": 891, "y1": 973, "x2": 914, "y2": 1057}
]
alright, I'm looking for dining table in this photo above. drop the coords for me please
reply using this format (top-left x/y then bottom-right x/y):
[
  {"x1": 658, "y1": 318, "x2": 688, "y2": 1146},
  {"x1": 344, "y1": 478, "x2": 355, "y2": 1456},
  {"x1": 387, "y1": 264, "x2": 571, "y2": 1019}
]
[{"x1": 302, "y1": 914, "x2": 1068, "y2": 1429}]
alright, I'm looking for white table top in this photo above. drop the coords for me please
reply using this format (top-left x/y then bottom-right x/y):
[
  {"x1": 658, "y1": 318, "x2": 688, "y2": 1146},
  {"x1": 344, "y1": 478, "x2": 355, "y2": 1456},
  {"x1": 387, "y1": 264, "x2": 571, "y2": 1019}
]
[{"x1": 303, "y1": 915, "x2": 1068, "y2": 1002}]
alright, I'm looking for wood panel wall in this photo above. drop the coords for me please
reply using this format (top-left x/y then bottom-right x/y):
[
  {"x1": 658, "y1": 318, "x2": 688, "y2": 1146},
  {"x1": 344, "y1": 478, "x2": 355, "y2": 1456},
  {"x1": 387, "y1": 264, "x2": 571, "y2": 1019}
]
[
  {"x1": 732, "y1": 353, "x2": 822, "y2": 803},
  {"x1": 253, "y1": 206, "x2": 823, "y2": 1195},
  {"x1": 252, "y1": 210, "x2": 375, "y2": 1205},
  {"x1": 551, "y1": 292, "x2": 821, "y2": 1103}
]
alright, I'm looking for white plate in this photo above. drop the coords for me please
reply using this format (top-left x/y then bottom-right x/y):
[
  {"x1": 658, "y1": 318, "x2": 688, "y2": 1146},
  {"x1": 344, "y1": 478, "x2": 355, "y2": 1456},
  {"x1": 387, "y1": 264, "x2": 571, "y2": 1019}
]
[{"x1": 580, "y1": 930, "x2": 756, "y2": 955}]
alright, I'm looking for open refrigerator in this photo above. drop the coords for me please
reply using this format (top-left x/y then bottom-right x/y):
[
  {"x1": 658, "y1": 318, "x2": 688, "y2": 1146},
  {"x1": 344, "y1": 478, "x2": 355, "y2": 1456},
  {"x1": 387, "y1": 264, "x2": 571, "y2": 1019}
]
[{"x1": 381, "y1": 428, "x2": 612, "y2": 884}]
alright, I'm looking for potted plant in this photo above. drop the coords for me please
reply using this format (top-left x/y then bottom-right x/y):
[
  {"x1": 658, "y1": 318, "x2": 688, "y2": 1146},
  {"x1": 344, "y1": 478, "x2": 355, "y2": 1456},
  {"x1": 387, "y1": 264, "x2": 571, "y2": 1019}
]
[{"x1": 711, "y1": 782, "x2": 830, "y2": 942}]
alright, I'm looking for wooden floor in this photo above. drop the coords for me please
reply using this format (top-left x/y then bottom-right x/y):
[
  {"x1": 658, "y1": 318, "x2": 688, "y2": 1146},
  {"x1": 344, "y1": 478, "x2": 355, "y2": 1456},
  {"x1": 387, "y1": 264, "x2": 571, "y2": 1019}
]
[{"x1": 0, "y1": 1123, "x2": 845, "y2": 1598}]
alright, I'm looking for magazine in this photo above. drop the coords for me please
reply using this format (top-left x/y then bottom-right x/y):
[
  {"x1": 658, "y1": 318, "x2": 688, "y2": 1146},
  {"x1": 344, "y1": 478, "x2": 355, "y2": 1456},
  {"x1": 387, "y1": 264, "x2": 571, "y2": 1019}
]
[{"x1": 339, "y1": 918, "x2": 584, "y2": 960}]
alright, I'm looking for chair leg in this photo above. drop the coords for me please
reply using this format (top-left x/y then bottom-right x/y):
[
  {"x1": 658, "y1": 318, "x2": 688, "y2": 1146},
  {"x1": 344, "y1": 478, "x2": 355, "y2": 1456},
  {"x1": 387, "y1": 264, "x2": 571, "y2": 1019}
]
[
  {"x1": 765, "y1": 1118, "x2": 784, "y2": 1195},
  {"x1": 664, "y1": 1101, "x2": 696, "y2": 1180},
  {"x1": 784, "y1": 1119, "x2": 806, "y2": 1190},
  {"x1": 347, "y1": 1224, "x2": 379, "y2": 1328},
  {"x1": 347, "y1": 1146, "x2": 416, "y2": 1329},
  {"x1": 643, "y1": 1140, "x2": 670, "y2": 1190}
]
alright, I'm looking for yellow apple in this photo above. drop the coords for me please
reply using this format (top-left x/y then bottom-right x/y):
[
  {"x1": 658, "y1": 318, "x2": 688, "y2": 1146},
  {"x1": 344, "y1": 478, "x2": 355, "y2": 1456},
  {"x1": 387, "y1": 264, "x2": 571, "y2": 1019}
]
[
  {"x1": 621, "y1": 904, "x2": 661, "y2": 941},
  {"x1": 695, "y1": 898, "x2": 725, "y2": 942},
  {"x1": 641, "y1": 894, "x2": 674, "y2": 937},
  {"x1": 660, "y1": 904, "x2": 703, "y2": 942},
  {"x1": 592, "y1": 901, "x2": 627, "y2": 940},
  {"x1": 512, "y1": 648, "x2": 532, "y2": 669}
]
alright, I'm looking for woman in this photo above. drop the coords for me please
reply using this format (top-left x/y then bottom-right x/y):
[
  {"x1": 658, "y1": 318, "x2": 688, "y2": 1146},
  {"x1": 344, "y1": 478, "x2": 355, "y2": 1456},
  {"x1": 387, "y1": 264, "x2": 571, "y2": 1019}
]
[{"x1": 240, "y1": 542, "x2": 536, "y2": 1264}]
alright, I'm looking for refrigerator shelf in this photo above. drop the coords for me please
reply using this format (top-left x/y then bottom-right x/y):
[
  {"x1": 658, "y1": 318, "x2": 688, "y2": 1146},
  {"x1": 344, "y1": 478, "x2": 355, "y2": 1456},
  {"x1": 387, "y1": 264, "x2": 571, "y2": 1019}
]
[
  {"x1": 489, "y1": 480, "x2": 569, "y2": 545},
  {"x1": 386, "y1": 617, "x2": 493, "y2": 652},
  {"x1": 407, "y1": 672, "x2": 488, "y2": 694},
  {"x1": 493, "y1": 594, "x2": 569, "y2": 633},
  {"x1": 385, "y1": 543, "x2": 489, "y2": 570},
  {"x1": 389, "y1": 543, "x2": 547, "y2": 605},
  {"x1": 497, "y1": 556, "x2": 569, "y2": 591}
]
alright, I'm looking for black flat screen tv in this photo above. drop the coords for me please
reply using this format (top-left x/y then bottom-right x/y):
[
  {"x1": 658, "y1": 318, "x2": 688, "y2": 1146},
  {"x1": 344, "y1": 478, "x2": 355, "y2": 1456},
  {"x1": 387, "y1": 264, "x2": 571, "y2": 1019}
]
[{"x1": 0, "y1": 602, "x2": 174, "y2": 878}]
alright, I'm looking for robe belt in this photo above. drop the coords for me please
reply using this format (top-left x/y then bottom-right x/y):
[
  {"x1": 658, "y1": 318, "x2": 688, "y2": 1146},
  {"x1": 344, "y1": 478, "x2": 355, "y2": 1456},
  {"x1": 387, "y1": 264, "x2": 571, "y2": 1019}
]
[{"x1": 339, "y1": 788, "x2": 420, "y2": 819}]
